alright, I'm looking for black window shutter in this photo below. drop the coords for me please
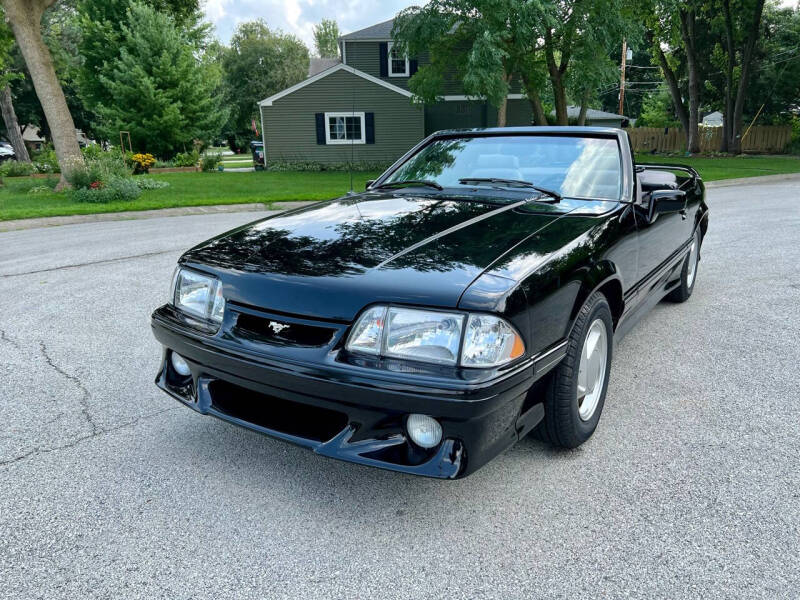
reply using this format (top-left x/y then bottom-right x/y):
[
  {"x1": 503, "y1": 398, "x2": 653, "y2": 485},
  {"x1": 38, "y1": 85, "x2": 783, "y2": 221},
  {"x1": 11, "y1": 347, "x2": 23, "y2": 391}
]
[
  {"x1": 379, "y1": 43, "x2": 388, "y2": 77},
  {"x1": 365, "y1": 113, "x2": 375, "y2": 144},
  {"x1": 409, "y1": 59, "x2": 418, "y2": 76},
  {"x1": 315, "y1": 113, "x2": 326, "y2": 144}
]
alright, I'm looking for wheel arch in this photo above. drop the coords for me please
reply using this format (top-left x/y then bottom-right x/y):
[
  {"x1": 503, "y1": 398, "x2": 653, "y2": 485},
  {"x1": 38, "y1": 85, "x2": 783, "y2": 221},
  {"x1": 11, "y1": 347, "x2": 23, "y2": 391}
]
[{"x1": 567, "y1": 261, "x2": 625, "y2": 333}]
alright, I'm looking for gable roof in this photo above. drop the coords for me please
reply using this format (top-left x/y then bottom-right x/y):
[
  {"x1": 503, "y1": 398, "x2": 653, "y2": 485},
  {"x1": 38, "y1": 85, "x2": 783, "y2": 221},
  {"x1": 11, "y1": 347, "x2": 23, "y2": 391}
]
[
  {"x1": 259, "y1": 63, "x2": 413, "y2": 107},
  {"x1": 340, "y1": 18, "x2": 395, "y2": 41},
  {"x1": 548, "y1": 106, "x2": 629, "y2": 121},
  {"x1": 308, "y1": 57, "x2": 341, "y2": 77}
]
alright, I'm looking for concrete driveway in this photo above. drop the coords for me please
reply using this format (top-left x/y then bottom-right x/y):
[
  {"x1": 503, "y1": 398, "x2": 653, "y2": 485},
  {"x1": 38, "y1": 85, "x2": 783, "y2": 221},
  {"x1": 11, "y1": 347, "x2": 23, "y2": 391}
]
[{"x1": 1, "y1": 180, "x2": 798, "y2": 598}]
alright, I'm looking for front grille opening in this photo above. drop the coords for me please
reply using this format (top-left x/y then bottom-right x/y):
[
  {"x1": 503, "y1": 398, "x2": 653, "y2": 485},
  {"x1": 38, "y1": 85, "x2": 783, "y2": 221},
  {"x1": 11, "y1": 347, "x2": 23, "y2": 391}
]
[
  {"x1": 209, "y1": 380, "x2": 348, "y2": 442},
  {"x1": 234, "y1": 314, "x2": 336, "y2": 347}
]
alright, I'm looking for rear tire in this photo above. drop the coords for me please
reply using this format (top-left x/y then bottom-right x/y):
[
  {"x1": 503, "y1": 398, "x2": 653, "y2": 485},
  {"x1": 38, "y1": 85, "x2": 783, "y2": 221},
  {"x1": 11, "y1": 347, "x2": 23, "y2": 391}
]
[
  {"x1": 666, "y1": 229, "x2": 701, "y2": 303},
  {"x1": 535, "y1": 292, "x2": 613, "y2": 449}
]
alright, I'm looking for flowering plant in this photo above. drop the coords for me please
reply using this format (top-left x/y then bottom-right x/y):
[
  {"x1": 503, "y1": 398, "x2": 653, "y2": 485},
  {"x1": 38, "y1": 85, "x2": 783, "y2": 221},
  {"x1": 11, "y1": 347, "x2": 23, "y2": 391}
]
[{"x1": 131, "y1": 153, "x2": 156, "y2": 174}]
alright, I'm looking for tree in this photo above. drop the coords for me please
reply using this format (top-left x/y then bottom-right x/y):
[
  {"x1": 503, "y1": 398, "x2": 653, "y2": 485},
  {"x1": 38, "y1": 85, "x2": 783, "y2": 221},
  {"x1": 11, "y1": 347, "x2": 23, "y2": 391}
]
[
  {"x1": 646, "y1": 0, "x2": 707, "y2": 152},
  {"x1": 636, "y1": 87, "x2": 681, "y2": 127},
  {"x1": 313, "y1": 19, "x2": 339, "y2": 58},
  {"x1": 77, "y1": 0, "x2": 204, "y2": 121},
  {"x1": 0, "y1": 10, "x2": 28, "y2": 161},
  {"x1": 220, "y1": 20, "x2": 308, "y2": 149},
  {"x1": 392, "y1": 0, "x2": 532, "y2": 127},
  {"x1": 393, "y1": 0, "x2": 638, "y2": 127},
  {"x1": 2, "y1": 0, "x2": 82, "y2": 187},
  {"x1": 92, "y1": 3, "x2": 225, "y2": 157},
  {"x1": 717, "y1": 0, "x2": 766, "y2": 153}
]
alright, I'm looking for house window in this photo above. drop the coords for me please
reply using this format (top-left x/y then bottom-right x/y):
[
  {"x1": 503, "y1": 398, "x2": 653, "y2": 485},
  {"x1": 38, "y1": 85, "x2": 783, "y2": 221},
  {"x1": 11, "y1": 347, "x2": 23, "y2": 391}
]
[
  {"x1": 387, "y1": 42, "x2": 409, "y2": 77},
  {"x1": 325, "y1": 112, "x2": 366, "y2": 144}
]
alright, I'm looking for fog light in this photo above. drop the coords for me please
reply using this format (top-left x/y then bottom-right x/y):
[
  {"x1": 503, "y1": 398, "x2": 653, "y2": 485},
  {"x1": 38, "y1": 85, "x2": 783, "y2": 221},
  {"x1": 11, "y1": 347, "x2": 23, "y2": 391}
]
[
  {"x1": 406, "y1": 414, "x2": 442, "y2": 449},
  {"x1": 170, "y1": 352, "x2": 191, "y2": 377}
]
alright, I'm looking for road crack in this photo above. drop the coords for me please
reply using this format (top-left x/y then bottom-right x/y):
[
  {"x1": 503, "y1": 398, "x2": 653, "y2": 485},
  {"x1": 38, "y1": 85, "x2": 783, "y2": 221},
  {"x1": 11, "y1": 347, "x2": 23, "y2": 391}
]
[
  {"x1": 0, "y1": 248, "x2": 182, "y2": 279},
  {"x1": 0, "y1": 406, "x2": 180, "y2": 468},
  {"x1": 0, "y1": 328, "x2": 20, "y2": 349},
  {"x1": 39, "y1": 341, "x2": 100, "y2": 436}
]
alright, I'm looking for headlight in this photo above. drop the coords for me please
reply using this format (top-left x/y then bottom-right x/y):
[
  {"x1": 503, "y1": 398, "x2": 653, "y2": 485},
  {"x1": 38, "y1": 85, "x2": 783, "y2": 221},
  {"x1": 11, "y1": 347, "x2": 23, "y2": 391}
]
[
  {"x1": 345, "y1": 305, "x2": 524, "y2": 367},
  {"x1": 171, "y1": 267, "x2": 225, "y2": 324}
]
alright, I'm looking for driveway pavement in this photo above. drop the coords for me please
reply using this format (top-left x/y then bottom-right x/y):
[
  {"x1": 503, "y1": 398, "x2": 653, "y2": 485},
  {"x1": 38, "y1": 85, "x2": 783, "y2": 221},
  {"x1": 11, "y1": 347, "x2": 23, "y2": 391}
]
[{"x1": 1, "y1": 180, "x2": 798, "y2": 599}]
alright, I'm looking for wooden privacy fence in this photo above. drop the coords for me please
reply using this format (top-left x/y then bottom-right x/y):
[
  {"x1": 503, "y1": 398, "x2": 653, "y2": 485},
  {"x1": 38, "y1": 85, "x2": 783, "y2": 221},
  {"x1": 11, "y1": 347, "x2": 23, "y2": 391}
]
[{"x1": 628, "y1": 126, "x2": 793, "y2": 154}]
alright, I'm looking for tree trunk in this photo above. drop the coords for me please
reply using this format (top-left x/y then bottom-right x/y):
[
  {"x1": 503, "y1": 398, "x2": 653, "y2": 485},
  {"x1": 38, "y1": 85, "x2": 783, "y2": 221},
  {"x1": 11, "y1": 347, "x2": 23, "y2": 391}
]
[
  {"x1": 521, "y1": 73, "x2": 547, "y2": 125},
  {"x1": 0, "y1": 83, "x2": 30, "y2": 161},
  {"x1": 678, "y1": 9, "x2": 700, "y2": 154},
  {"x1": 2, "y1": 0, "x2": 83, "y2": 188},
  {"x1": 497, "y1": 96, "x2": 507, "y2": 127},
  {"x1": 577, "y1": 88, "x2": 590, "y2": 126},
  {"x1": 544, "y1": 30, "x2": 569, "y2": 125},
  {"x1": 730, "y1": 0, "x2": 766, "y2": 154},
  {"x1": 496, "y1": 69, "x2": 512, "y2": 127},
  {"x1": 721, "y1": 0, "x2": 735, "y2": 152},
  {"x1": 651, "y1": 33, "x2": 690, "y2": 135}
]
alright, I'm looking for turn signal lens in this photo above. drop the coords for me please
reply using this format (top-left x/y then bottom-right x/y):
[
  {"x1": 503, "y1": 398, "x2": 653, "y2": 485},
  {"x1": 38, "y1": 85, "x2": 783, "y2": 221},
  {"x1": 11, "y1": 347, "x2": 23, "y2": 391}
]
[{"x1": 460, "y1": 314, "x2": 525, "y2": 367}]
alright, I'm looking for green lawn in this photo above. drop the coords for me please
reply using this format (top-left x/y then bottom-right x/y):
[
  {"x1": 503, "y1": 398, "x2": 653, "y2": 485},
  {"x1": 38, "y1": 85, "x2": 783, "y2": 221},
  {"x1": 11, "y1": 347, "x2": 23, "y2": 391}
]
[
  {"x1": 635, "y1": 153, "x2": 800, "y2": 181},
  {"x1": 0, "y1": 171, "x2": 380, "y2": 221},
  {"x1": 1, "y1": 154, "x2": 798, "y2": 222}
]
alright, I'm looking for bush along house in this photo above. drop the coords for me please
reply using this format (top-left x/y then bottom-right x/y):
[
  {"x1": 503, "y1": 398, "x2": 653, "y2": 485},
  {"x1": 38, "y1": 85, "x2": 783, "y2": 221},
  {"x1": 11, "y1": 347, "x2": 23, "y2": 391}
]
[{"x1": 258, "y1": 18, "x2": 534, "y2": 167}]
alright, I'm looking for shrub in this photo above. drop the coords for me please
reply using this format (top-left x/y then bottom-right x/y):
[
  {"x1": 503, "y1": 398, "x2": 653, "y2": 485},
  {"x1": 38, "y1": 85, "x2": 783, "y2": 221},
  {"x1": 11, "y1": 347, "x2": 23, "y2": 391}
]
[
  {"x1": 81, "y1": 144, "x2": 104, "y2": 160},
  {"x1": 32, "y1": 145, "x2": 60, "y2": 173},
  {"x1": 173, "y1": 150, "x2": 199, "y2": 167},
  {"x1": 28, "y1": 185, "x2": 55, "y2": 195},
  {"x1": 72, "y1": 176, "x2": 142, "y2": 203},
  {"x1": 135, "y1": 177, "x2": 170, "y2": 190},
  {"x1": 200, "y1": 153, "x2": 222, "y2": 172},
  {"x1": 131, "y1": 153, "x2": 156, "y2": 174},
  {"x1": 265, "y1": 159, "x2": 392, "y2": 173},
  {"x1": 64, "y1": 153, "x2": 131, "y2": 189},
  {"x1": 0, "y1": 160, "x2": 36, "y2": 177}
]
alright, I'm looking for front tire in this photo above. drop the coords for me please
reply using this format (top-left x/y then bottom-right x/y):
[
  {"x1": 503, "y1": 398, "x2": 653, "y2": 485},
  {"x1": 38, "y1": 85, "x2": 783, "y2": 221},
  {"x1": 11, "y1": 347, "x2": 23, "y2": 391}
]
[
  {"x1": 666, "y1": 229, "x2": 701, "y2": 303},
  {"x1": 536, "y1": 292, "x2": 613, "y2": 449}
]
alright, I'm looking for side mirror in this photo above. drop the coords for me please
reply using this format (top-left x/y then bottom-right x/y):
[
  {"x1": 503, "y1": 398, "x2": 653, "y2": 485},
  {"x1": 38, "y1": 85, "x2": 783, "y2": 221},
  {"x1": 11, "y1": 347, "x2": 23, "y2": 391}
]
[
  {"x1": 365, "y1": 180, "x2": 375, "y2": 190},
  {"x1": 651, "y1": 189, "x2": 687, "y2": 216}
]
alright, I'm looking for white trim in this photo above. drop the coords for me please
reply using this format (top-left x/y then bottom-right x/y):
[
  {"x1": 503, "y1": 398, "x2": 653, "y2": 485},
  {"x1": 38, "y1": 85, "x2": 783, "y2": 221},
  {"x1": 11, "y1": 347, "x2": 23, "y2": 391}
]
[
  {"x1": 387, "y1": 42, "x2": 409, "y2": 77},
  {"x1": 324, "y1": 111, "x2": 366, "y2": 145},
  {"x1": 259, "y1": 63, "x2": 412, "y2": 106},
  {"x1": 441, "y1": 94, "x2": 526, "y2": 101}
]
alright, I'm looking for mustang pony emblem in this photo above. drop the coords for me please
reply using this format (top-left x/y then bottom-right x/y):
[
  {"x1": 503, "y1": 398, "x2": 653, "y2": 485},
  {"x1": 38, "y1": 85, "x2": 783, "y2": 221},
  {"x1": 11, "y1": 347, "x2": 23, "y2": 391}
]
[{"x1": 267, "y1": 321, "x2": 290, "y2": 335}]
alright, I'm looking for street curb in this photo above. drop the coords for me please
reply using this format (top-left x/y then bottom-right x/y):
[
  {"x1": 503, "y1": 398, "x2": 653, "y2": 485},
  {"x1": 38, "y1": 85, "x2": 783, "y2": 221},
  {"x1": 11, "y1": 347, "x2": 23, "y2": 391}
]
[
  {"x1": 0, "y1": 201, "x2": 315, "y2": 233},
  {"x1": 704, "y1": 172, "x2": 800, "y2": 188}
]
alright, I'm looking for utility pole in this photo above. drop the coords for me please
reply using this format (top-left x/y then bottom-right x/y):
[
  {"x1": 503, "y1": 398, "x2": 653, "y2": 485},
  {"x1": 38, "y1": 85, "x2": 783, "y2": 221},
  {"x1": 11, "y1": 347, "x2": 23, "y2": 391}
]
[{"x1": 618, "y1": 38, "x2": 627, "y2": 115}]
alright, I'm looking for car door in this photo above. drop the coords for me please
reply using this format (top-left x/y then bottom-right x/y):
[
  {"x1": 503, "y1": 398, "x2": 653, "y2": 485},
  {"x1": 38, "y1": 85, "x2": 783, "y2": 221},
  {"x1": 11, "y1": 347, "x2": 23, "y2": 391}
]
[{"x1": 633, "y1": 169, "x2": 693, "y2": 287}]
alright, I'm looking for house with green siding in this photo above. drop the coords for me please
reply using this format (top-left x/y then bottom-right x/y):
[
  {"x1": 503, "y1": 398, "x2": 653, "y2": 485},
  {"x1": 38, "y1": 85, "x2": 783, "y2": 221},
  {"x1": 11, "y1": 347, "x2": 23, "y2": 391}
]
[{"x1": 258, "y1": 18, "x2": 534, "y2": 166}]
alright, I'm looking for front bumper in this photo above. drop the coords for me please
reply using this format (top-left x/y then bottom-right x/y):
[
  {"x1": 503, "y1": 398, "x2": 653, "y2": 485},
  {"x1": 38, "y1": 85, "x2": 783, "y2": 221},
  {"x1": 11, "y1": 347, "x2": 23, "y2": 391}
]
[{"x1": 151, "y1": 307, "x2": 545, "y2": 479}]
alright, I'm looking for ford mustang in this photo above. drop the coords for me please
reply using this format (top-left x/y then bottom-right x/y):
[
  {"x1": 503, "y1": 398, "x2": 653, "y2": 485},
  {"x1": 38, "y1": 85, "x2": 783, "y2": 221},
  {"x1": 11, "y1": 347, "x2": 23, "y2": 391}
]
[{"x1": 151, "y1": 127, "x2": 709, "y2": 478}]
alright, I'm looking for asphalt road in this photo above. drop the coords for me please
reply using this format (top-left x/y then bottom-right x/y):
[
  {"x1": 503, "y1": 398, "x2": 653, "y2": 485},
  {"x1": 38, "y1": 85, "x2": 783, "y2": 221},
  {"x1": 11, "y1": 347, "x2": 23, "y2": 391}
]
[{"x1": 1, "y1": 180, "x2": 798, "y2": 599}]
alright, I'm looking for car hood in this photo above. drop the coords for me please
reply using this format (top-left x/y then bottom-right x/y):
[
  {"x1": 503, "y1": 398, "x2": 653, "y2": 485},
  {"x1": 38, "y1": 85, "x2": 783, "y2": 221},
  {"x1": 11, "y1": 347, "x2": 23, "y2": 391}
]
[{"x1": 181, "y1": 192, "x2": 604, "y2": 321}]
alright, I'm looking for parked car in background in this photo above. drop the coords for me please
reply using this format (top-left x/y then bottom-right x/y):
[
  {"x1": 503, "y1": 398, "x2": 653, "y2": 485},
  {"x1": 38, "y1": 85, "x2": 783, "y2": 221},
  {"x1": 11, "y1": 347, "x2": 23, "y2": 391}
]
[
  {"x1": 0, "y1": 142, "x2": 16, "y2": 161},
  {"x1": 250, "y1": 140, "x2": 265, "y2": 171},
  {"x1": 151, "y1": 127, "x2": 709, "y2": 479}
]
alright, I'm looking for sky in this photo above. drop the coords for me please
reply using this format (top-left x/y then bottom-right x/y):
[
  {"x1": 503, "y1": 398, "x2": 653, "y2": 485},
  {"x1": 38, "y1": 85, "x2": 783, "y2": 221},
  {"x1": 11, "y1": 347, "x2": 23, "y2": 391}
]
[
  {"x1": 203, "y1": 0, "x2": 799, "y2": 48},
  {"x1": 203, "y1": 0, "x2": 419, "y2": 47}
]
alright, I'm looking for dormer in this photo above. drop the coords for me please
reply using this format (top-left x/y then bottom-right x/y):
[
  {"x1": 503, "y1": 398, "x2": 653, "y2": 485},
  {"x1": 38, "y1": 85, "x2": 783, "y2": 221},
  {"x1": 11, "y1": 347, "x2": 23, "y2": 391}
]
[{"x1": 339, "y1": 18, "x2": 418, "y2": 89}]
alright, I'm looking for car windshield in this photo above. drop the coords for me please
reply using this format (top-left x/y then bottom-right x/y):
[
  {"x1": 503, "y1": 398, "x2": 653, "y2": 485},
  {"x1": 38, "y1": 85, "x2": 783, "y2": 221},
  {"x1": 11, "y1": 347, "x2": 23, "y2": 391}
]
[{"x1": 384, "y1": 135, "x2": 622, "y2": 200}]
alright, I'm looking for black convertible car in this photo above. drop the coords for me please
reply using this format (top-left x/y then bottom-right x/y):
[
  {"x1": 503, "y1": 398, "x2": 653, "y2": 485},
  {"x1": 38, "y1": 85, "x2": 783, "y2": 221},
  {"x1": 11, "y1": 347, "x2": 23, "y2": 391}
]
[{"x1": 152, "y1": 127, "x2": 708, "y2": 479}]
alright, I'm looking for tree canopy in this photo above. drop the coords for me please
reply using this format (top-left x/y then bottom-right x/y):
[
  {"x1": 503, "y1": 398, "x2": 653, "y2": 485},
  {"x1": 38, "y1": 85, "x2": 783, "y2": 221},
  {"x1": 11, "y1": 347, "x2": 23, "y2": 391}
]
[
  {"x1": 219, "y1": 20, "x2": 308, "y2": 148},
  {"x1": 313, "y1": 19, "x2": 339, "y2": 59},
  {"x1": 92, "y1": 3, "x2": 224, "y2": 157}
]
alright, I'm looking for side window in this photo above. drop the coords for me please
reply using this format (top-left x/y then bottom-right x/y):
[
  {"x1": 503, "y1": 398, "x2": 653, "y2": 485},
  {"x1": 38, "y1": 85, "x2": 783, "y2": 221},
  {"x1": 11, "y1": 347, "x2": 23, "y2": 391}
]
[{"x1": 387, "y1": 42, "x2": 409, "y2": 77}]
